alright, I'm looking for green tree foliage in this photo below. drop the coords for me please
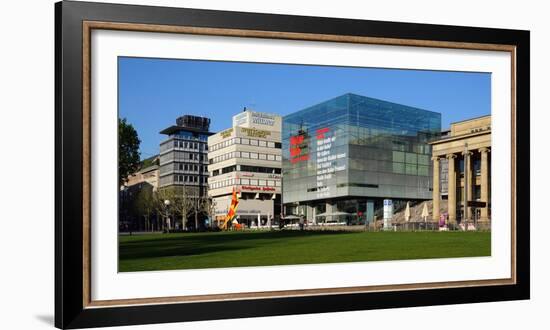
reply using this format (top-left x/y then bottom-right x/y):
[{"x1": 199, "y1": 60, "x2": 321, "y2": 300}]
[
  {"x1": 119, "y1": 118, "x2": 141, "y2": 186},
  {"x1": 134, "y1": 185, "x2": 155, "y2": 231}
]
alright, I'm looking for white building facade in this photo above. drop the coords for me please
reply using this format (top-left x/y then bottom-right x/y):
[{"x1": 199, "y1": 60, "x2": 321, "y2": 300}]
[{"x1": 208, "y1": 110, "x2": 282, "y2": 227}]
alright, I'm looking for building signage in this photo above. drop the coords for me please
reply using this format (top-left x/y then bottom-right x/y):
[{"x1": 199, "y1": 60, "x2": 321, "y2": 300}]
[
  {"x1": 233, "y1": 111, "x2": 277, "y2": 127},
  {"x1": 240, "y1": 185, "x2": 276, "y2": 192},
  {"x1": 315, "y1": 127, "x2": 346, "y2": 198},
  {"x1": 250, "y1": 112, "x2": 276, "y2": 126},
  {"x1": 290, "y1": 132, "x2": 309, "y2": 164},
  {"x1": 220, "y1": 128, "x2": 233, "y2": 138},
  {"x1": 383, "y1": 199, "x2": 393, "y2": 230},
  {"x1": 233, "y1": 112, "x2": 248, "y2": 126},
  {"x1": 241, "y1": 127, "x2": 271, "y2": 138}
]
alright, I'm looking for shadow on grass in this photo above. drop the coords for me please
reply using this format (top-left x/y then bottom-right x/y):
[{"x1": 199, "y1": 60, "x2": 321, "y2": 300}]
[{"x1": 119, "y1": 230, "x2": 354, "y2": 260}]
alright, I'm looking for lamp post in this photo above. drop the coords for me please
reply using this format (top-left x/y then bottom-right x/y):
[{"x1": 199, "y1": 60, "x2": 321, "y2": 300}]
[{"x1": 164, "y1": 199, "x2": 170, "y2": 232}]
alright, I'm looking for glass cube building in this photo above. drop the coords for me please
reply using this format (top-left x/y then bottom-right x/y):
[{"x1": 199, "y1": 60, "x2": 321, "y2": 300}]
[{"x1": 282, "y1": 93, "x2": 441, "y2": 224}]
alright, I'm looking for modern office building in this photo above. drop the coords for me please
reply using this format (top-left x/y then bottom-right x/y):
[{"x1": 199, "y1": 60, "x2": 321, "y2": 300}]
[
  {"x1": 430, "y1": 115, "x2": 491, "y2": 225},
  {"x1": 208, "y1": 110, "x2": 282, "y2": 227},
  {"x1": 282, "y1": 93, "x2": 441, "y2": 224},
  {"x1": 159, "y1": 115, "x2": 213, "y2": 229}
]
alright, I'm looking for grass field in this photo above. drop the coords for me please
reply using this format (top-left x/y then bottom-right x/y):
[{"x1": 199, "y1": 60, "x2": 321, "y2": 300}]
[{"x1": 118, "y1": 230, "x2": 491, "y2": 272}]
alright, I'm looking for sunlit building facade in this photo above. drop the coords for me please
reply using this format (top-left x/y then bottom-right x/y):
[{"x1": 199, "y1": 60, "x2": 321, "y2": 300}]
[
  {"x1": 208, "y1": 110, "x2": 283, "y2": 227},
  {"x1": 282, "y1": 93, "x2": 441, "y2": 224},
  {"x1": 430, "y1": 115, "x2": 491, "y2": 226},
  {"x1": 159, "y1": 115, "x2": 212, "y2": 194}
]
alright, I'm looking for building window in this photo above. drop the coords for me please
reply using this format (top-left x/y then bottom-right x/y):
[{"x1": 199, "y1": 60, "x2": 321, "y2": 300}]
[
  {"x1": 392, "y1": 151, "x2": 405, "y2": 163},
  {"x1": 474, "y1": 185, "x2": 481, "y2": 200},
  {"x1": 405, "y1": 164, "x2": 417, "y2": 175},
  {"x1": 405, "y1": 152, "x2": 418, "y2": 164},
  {"x1": 393, "y1": 162, "x2": 405, "y2": 174},
  {"x1": 418, "y1": 165, "x2": 429, "y2": 176}
]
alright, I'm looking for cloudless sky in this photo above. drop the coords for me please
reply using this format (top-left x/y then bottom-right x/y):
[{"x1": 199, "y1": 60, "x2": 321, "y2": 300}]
[{"x1": 119, "y1": 57, "x2": 491, "y2": 160}]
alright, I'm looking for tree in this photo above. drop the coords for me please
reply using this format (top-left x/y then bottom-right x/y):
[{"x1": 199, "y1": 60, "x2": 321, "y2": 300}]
[
  {"x1": 172, "y1": 185, "x2": 194, "y2": 230},
  {"x1": 134, "y1": 185, "x2": 155, "y2": 231},
  {"x1": 119, "y1": 118, "x2": 141, "y2": 186},
  {"x1": 200, "y1": 197, "x2": 217, "y2": 229},
  {"x1": 153, "y1": 188, "x2": 176, "y2": 231}
]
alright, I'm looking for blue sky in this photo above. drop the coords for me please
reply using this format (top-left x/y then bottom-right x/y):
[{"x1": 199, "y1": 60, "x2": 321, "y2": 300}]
[{"x1": 119, "y1": 57, "x2": 491, "y2": 160}]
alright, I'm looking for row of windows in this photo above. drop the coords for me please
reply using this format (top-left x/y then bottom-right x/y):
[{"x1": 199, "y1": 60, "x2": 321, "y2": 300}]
[
  {"x1": 392, "y1": 151, "x2": 430, "y2": 165},
  {"x1": 393, "y1": 163, "x2": 429, "y2": 176},
  {"x1": 171, "y1": 131, "x2": 209, "y2": 141},
  {"x1": 211, "y1": 165, "x2": 282, "y2": 177},
  {"x1": 176, "y1": 163, "x2": 208, "y2": 172},
  {"x1": 160, "y1": 151, "x2": 206, "y2": 164},
  {"x1": 174, "y1": 175, "x2": 208, "y2": 184},
  {"x1": 173, "y1": 140, "x2": 207, "y2": 151},
  {"x1": 209, "y1": 178, "x2": 281, "y2": 190},
  {"x1": 284, "y1": 159, "x2": 430, "y2": 178},
  {"x1": 210, "y1": 137, "x2": 282, "y2": 152},
  {"x1": 209, "y1": 151, "x2": 282, "y2": 164}
]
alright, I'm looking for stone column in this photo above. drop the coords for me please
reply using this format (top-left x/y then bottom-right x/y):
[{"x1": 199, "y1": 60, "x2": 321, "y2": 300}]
[
  {"x1": 480, "y1": 147, "x2": 490, "y2": 221},
  {"x1": 325, "y1": 202, "x2": 333, "y2": 224},
  {"x1": 447, "y1": 154, "x2": 457, "y2": 224},
  {"x1": 306, "y1": 205, "x2": 314, "y2": 223},
  {"x1": 462, "y1": 150, "x2": 473, "y2": 220},
  {"x1": 432, "y1": 156, "x2": 440, "y2": 222}
]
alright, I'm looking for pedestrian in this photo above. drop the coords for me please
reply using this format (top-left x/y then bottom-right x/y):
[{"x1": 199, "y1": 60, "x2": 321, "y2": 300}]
[{"x1": 299, "y1": 216, "x2": 305, "y2": 231}]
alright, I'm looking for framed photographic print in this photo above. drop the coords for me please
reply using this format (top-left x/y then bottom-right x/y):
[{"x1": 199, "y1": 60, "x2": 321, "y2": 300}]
[{"x1": 55, "y1": 0, "x2": 530, "y2": 328}]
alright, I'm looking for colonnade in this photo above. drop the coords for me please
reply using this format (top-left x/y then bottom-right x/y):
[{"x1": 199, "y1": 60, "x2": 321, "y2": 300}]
[{"x1": 432, "y1": 147, "x2": 490, "y2": 223}]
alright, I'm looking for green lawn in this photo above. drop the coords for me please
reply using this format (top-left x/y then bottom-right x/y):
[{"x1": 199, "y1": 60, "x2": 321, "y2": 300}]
[{"x1": 118, "y1": 230, "x2": 491, "y2": 272}]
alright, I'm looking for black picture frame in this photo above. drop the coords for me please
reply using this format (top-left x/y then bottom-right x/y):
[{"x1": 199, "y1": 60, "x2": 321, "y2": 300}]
[{"x1": 55, "y1": 0, "x2": 530, "y2": 328}]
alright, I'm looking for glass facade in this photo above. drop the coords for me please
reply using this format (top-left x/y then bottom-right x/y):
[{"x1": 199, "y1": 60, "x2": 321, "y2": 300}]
[{"x1": 282, "y1": 93, "x2": 441, "y2": 208}]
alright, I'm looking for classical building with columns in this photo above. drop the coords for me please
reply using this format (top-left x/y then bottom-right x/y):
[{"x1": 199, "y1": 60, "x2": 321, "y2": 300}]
[{"x1": 429, "y1": 115, "x2": 491, "y2": 227}]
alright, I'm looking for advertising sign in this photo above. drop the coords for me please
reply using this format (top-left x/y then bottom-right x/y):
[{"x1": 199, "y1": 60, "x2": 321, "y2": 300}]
[{"x1": 383, "y1": 199, "x2": 393, "y2": 230}]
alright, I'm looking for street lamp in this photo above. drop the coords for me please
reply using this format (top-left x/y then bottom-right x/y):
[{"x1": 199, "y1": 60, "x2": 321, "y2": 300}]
[{"x1": 164, "y1": 199, "x2": 170, "y2": 232}]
